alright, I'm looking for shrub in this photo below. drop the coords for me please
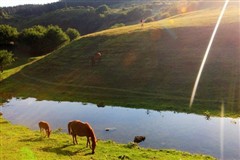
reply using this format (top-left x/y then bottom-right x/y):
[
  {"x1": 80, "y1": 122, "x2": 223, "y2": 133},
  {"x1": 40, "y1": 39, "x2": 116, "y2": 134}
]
[
  {"x1": 144, "y1": 17, "x2": 154, "y2": 23},
  {"x1": 110, "y1": 23, "x2": 125, "y2": 29},
  {"x1": 18, "y1": 25, "x2": 69, "y2": 55},
  {"x1": 0, "y1": 50, "x2": 14, "y2": 72},
  {"x1": 66, "y1": 28, "x2": 80, "y2": 41},
  {"x1": 0, "y1": 24, "x2": 18, "y2": 45},
  {"x1": 96, "y1": 4, "x2": 111, "y2": 14}
]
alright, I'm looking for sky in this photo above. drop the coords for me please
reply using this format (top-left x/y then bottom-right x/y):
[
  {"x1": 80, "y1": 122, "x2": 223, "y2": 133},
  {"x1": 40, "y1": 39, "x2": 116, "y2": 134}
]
[{"x1": 0, "y1": 0, "x2": 59, "y2": 7}]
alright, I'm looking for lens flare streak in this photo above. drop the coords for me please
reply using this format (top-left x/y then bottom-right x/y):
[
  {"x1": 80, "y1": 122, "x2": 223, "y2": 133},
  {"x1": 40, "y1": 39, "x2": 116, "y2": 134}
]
[
  {"x1": 189, "y1": 0, "x2": 230, "y2": 107},
  {"x1": 220, "y1": 102, "x2": 225, "y2": 160}
]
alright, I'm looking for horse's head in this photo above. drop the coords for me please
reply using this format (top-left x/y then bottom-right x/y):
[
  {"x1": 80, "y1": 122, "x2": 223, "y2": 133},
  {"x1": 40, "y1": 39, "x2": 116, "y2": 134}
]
[
  {"x1": 47, "y1": 130, "x2": 51, "y2": 138},
  {"x1": 91, "y1": 138, "x2": 97, "y2": 154}
]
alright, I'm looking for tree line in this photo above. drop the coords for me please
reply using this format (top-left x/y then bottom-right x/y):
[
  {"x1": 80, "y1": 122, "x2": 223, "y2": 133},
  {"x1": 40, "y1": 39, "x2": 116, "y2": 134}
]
[
  {"x1": 0, "y1": 24, "x2": 80, "y2": 56},
  {"x1": 0, "y1": 24, "x2": 80, "y2": 72},
  {"x1": 1, "y1": 2, "x2": 179, "y2": 35}
]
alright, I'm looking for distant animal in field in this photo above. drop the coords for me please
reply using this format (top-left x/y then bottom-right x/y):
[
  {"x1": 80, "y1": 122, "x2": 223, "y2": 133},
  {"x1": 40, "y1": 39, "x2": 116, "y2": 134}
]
[
  {"x1": 0, "y1": 112, "x2": 2, "y2": 116},
  {"x1": 134, "y1": 136, "x2": 145, "y2": 143},
  {"x1": 38, "y1": 121, "x2": 51, "y2": 138},
  {"x1": 90, "y1": 52, "x2": 101, "y2": 66},
  {"x1": 68, "y1": 120, "x2": 97, "y2": 154}
]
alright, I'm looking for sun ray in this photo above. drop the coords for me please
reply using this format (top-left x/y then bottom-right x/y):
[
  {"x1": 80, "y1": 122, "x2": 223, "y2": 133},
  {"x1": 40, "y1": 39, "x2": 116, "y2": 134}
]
[
  {"x1": 189, "y1": 0, "x2": 230, "y2": 108},
  {"x1": 220, "y1": 101, "x2": 225, "y2": 160}
]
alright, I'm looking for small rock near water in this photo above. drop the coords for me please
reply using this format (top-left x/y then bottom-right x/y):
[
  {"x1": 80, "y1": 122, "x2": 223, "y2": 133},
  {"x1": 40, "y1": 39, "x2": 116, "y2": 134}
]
[{"x1": 134, "y1": 136, "x2": 146, "y2": 143}]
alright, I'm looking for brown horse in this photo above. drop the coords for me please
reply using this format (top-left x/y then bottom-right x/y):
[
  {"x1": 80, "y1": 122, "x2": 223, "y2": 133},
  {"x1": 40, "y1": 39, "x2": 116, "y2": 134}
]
[
  {"x1": 39, "y1": 121, "x2": 51, "y2": 138},
  {"x1": 68, "y1": 120, "x2": 97, "y2": 154},
  {"x1": 90, "y1": 52, "x2": 101, "y2": 66}
]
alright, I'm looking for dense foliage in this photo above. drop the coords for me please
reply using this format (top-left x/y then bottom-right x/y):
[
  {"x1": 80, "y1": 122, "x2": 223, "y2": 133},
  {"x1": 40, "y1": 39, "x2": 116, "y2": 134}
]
[
  {"x1": 18, "y1": 25, "x2": 69, "y2": 55},
  {"x1": 0, "y1": 25, "x2": 18, "y2": 45},
  {"x1": 0, "y1": 50, "x2": 14, "y2": 72},
  {"x1": 0, "y1": 1, "x2": 182, "y2": 35},
  {"x1": 66, "y1": 28, "x2": 80, "y2": 41}
]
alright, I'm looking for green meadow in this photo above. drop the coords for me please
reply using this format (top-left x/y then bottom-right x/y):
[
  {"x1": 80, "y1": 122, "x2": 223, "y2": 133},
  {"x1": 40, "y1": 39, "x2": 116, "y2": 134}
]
[
  {"x1": 1, "y1": 5, "x2": 240, "y2": 118},
  {"x1": 0, "y1": 116, "x2": 215, "y2": 160},
  {"x1": 1, "y1": 4, "x2": 239, "y2": 160}
]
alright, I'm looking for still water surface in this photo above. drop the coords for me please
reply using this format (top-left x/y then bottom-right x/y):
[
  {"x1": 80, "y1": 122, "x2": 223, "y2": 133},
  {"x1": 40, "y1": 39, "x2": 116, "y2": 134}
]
[{"x1": 1, "y1": 97, "x2": 240, "y2": 159}]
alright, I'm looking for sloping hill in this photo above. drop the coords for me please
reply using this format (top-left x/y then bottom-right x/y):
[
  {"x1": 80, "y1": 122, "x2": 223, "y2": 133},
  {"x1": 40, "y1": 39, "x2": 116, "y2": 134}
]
[{"x1": 1, "y1": 5, "x2": 240, "y2": 116}]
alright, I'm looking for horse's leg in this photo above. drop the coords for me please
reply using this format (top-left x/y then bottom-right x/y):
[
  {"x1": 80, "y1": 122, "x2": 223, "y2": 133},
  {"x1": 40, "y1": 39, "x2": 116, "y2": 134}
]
[
  {"x1": 72, "y1": 135, "x2": 75, "y2": 144},
  {"x1": 87, "y1": 137, "x2": 92, "y2": 149},
  {"x1": 40, "y1": 128, "x2": 43, "y2": 136},
  {"x1": 75, "y1": 135, "x2": 78, "y2": 144},
  {"x1": 86, "y1": 137, "x2": 90, "y2": 148},
  {"x1": 44, "y1": 129, "x2": 47, "y2": 137}
]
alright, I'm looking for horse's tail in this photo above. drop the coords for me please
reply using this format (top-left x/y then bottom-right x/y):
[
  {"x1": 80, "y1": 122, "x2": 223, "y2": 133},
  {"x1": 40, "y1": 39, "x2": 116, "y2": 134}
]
[{"x1": 68, "y1": 122, "x2": 72, "y2": 135}]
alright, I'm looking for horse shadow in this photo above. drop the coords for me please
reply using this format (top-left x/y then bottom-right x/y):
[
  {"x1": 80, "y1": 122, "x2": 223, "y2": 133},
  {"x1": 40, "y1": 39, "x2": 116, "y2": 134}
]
[
  {"x1": 0, "y1": 121, "x2": 8, "y2": 124},
  {"x1": 41, "y1": 144, "x2": 92, "y2": 156},
  {"x1": 41, "y1": 145, "x2": 76, "y2": 156},
  {"x1": 19, "y1": 136, "x2": 58, "y2": 142},
  {"x1": 19, "y1": 137, "x2": 45, "y2": 142}
]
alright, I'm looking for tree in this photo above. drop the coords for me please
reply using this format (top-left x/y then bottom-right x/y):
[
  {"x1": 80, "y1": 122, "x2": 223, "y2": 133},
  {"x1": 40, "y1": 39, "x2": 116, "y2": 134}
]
[
  {"x1": 66, "y1": 28, "x2": 80, "y2": 41},
  {"x1": 18, "y1": 25, "x2": 47, "y2": 55},
  {"x1": 144, "y1": 17, "x2": 154, "y2": 23},
  {"x1": 18, "y1": 25, "x2": 69, "y2": 55},
  {"x1": 110, "y1": 23, "x2": 125, "y2": 29},
  {"x1": 96, "y1": 4, "x2": 110, "y2": 14},
  {"x1": 0, "y1": 50, "x2": 14, "y2": 73},
  {"x1": 43, "y1": 25, "x2": 70, "y2": 52},
  {"x1": 0, "y1": 25, "x2": 18, "y2": 45}
]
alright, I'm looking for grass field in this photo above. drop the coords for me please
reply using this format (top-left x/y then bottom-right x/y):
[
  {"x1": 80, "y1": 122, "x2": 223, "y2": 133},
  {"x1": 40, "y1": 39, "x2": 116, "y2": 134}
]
[
  {"x1": 0, "y1": 5, "x2": 240, "y2": 117},
  {"x1": 0, "y1": 116, "x2": 215, "y2": 160}
]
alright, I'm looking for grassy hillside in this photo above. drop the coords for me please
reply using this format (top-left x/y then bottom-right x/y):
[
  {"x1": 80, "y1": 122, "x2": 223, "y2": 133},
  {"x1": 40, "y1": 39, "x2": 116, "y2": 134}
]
[
  {"x1": 1, "y1": 5, "x2": 240, "y2": 116},
  {"x1": 0, "y1": 116, "x2": 215, "y2": 160}
]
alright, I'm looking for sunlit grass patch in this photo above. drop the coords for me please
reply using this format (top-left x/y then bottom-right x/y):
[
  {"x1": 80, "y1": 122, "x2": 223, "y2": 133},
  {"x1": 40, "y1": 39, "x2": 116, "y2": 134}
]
[
  {"x1": 0, "y1": 117, "x2": 215, "y2": 160},
  {"x1": 0, "y1": 55, "x2": 46, "y2": 80}
]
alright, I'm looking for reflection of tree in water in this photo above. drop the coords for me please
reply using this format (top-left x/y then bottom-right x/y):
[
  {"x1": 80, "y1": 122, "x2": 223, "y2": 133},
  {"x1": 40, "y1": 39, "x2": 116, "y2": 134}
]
[
  {"x1": 146, "y1": 109, "x2": 150, "y2": 115},
  {"x1": 205, "y1": 115, "x2": 210, "y2": 120},
  {"x1": 0, "y1": 92, "x2": 14, "y2": 105}
]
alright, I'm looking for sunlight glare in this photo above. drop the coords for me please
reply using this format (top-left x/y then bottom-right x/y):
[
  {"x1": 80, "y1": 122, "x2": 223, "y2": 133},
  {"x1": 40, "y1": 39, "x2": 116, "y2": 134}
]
[
  {"x1": 189, "y1": 0, "x2": 230, "y2": 108},
  {"x1": 181, "y1": 7, "x2": 187, "y2": 13},
  {"x1": 169, "y1": 19, "x2": 175, "y2": 25},
  {"x1": 220, "y1": 102, "x2": 225, "y2": 160},
  {"x1": 178, "y1": 0, "x2": 188, "y2": 13}
]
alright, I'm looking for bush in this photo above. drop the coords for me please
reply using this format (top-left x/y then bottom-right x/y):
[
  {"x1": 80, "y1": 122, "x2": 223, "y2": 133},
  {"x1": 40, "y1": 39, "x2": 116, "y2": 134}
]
[
  {"x1": 144, "y1": 17, "x2": 154, "y2": 23},
  {"x1": 43, "y1": 25, "x2": 70, "y2": 52},
  {"x1": 96, "y1": 4, "x2": 111, "y2": 14},
  {"x1": 66, "y1": 28, "x2": 80, "y2": 41},
  {"x1": 0, "y1": 50, "x2": 14, "y2": 72},
  {"x1": 18, "y1": 25, "x2": 47, "y2": 55},
  {"x1": 18, "y1": 25, "x2": 69, "y2": 55},
  {"x1": 0, "y1": 25, "x2": 18, "y2": 45},
  {"x1": 110, "y1": 23, "x2": 125, "y2": 29}
]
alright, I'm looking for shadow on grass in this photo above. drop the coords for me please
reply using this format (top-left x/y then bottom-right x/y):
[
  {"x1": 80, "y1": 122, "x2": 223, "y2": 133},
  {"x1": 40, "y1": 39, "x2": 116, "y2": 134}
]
[
  {"x1": 0, "y1": 121, "x2": 9, "y2": 124},
  {"x1": 19, "y1": 136, "x2": 58, "y2": 142},
  {"x1": 41, "y1": 144, "x2": 92, "y2": 156}
]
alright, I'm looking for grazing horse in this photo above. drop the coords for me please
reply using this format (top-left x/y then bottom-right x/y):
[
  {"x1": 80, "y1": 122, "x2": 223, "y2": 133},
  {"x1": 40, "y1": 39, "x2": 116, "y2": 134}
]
[
  {"x1": 38, "y1": 121, "x2": 51, "y2": 138},
  {"x1": 90, "y1": 52, "x2": 101, "y2": 66},
  {"x1": 68, "y1": 120, "x2": 97, "y2": 154}
]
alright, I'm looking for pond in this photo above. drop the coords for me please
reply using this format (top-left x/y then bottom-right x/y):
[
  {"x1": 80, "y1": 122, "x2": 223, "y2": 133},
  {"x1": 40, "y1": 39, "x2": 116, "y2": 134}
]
[{"x1": 1, "y1": 97, "x2": 240, "y2": 159}]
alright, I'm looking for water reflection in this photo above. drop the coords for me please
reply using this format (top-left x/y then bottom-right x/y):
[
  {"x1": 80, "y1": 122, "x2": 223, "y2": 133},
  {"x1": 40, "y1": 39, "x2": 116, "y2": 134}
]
[{"x1": 1, "y1": 97, "x2": 240, "y2": 159}]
